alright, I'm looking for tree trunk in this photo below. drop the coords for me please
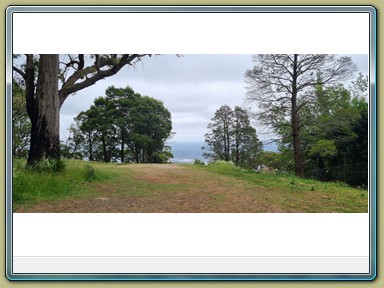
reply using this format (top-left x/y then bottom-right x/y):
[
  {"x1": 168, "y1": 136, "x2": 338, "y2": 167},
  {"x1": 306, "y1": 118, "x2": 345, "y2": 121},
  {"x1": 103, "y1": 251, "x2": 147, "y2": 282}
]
[
  {"x1": 88, "y1": 132, "x2": 93, "y2": 161},
  {"x1": 27, "y1": 54, "x2": 60, "y2": 165},
  {"x1": 120, "y1": 132, "x2": 125, "y2": 163},
  {"x1": 291, "y1": 54, "x2": 304, "y2": 177},
  {"x1": 101, "y1": 136, "x2": 109, "y2": 162}
]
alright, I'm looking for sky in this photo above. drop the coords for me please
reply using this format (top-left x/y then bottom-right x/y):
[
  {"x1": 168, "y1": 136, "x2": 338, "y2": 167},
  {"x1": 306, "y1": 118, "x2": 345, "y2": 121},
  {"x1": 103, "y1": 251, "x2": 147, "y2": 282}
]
[{"x1": 60, "y1": 54, "x2": 369, "y2": 145}]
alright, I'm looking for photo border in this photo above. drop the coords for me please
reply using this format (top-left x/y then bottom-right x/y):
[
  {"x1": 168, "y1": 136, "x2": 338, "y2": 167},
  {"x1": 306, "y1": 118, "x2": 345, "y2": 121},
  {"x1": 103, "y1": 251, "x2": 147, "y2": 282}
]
[{"x1": 5, "y1": 5, "x2": 377, "y2": 281}]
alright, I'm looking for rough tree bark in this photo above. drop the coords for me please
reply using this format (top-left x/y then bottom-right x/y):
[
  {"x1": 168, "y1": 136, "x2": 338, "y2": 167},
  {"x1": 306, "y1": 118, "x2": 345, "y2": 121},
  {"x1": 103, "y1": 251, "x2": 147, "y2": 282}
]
[
  {"x1": 27, "y1": 54, "x2": 60, "y2": 165},
  {"x1": 291, "y1": 54, "x2": 304, "y2": 177}
]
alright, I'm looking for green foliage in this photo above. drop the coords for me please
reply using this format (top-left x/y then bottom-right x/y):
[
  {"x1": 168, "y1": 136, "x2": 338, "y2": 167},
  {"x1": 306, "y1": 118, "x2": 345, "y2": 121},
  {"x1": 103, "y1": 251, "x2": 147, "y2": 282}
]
[
  {"x1": 152, "y1": 147, "x2": 174, "y2": 164},
  {"x1": 203, "y1": 105, "x2": 262, "y2": 168},
  {"x1": 130, "y1": 96, "x2": 173, "y2": 163},
  {"x1": 245, "y1": 54, "x2": 357, "y2": 177},
  {"x1": 69, "y1": 86, "x2": 173, "y2": 164},
  {"x1": 12, "y1": 79, "x2": 31, "y2": 158},
  {"x1": 309, "y1": 140, "x2": 337, "y2": 158},
  {"x1": 84, "y1": 164, "x2": 96, "y2": 181},
  {"x1": 255, "y1": 151, "x2": 287, "y2": 171},
  {"x1": 273, "y1": 75, "x2": 368, "y2": 187}
]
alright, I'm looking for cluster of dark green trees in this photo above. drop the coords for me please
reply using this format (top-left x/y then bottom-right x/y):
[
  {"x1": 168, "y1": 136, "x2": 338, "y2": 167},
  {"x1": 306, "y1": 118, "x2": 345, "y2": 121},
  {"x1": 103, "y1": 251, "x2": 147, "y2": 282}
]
[
  {"x1": 254, "y1": 78, "x2": 368, "y2": 187},
  {"x1": 203, "y1": 105, "x2": 263, "y2": 168},
  {"x1": 62, "y1": 86, "x2": 173, "y2": 163},
  {"x1": 281, "y1": 79, "x2": 368, "y2": 187},
  {"x1": 204, "y1": 55, "x2": 368, "y2": 188}
]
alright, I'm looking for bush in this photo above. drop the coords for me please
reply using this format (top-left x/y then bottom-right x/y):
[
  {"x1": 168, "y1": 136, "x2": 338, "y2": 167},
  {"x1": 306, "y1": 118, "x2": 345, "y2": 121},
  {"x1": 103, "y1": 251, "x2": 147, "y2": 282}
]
[
  {"x1": 84, "y1": 164, "x2": 96, "y2": 181},
  {"x1": 211, "y1": 160, "x2": 235, "y2": 167},
  {"x1": 193, "y1": 159, "x2": 205, "y2": 165}
]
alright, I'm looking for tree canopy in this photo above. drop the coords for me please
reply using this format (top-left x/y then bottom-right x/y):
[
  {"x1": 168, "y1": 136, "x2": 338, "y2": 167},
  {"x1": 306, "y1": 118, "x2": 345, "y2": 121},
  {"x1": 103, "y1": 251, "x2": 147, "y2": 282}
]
[{"x1": 64, "y1": 86, "x2": 173, "y2": 163}]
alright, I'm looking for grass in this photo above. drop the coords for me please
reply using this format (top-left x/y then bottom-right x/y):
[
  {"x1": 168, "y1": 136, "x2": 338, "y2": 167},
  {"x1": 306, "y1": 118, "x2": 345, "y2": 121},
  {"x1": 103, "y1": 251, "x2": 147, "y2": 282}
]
[
  {"x1": 12, "y1": 159, "x2": 368, "y2": 213},
  {"x1": 12, "y1": 159, "x2": 117, "y2": 209},
  {"x1": 192, "y1": 161, "x2": 368, "y2": 212}
]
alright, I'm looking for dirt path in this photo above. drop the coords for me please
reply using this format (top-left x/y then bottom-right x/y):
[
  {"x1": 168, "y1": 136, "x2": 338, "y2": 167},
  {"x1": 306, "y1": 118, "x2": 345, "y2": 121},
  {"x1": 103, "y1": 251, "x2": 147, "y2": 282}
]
[{"x1": 15, "y1": 164, "x2": 284, "y2": 213}]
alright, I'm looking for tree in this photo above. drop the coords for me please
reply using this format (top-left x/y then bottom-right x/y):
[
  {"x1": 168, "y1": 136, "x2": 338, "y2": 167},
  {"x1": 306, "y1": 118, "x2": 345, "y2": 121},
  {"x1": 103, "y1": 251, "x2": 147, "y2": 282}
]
[
  {"x1": 73, "y1": 111, "x2": 100, "y2": 161},
  {"x1": 284, "y1": 75, "x2": 368, "y2": 186},
  {"x1": 104, "y1": 86, "x2": 140, "y2": 163},
  {"x1": 314, "y1": 86, "x2": 368, "y2": 186},
  {"x1": 70, "y1": 86, "x2": 173, "y2": 163},
  {"x1": 130, "y1": 96, "x2": 173, "y2": 163},
  {"x1": 203, "y1": 105, "x2": 234, "y2": 162},
  {"x1": 244, "y1": 54, "x2": 356, "y2": 177},
  {"x1": 231, "y1": 106, "x2": 263, "y2": 167},
  {"x1": 12, "y1": 54, "x2": 150, "y2": 165},
  {"x1": 203, "y1": 105, "x2": 262, "y2": 167}
]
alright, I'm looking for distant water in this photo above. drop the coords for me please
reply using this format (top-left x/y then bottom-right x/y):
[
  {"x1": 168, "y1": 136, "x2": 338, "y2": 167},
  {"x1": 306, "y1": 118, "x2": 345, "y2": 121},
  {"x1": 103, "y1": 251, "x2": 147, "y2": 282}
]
[
  {"x1": 168, "y1": 142, "x2": 205, "y2": 164},
  {"x1": 168, "y1": 141, "x2": 278, "y2": 164}
]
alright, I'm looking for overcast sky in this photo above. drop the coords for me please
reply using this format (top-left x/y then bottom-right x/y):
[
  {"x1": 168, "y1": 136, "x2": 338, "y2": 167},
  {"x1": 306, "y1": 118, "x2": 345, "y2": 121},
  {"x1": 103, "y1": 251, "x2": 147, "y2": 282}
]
[{"x1": 60, "y1": 54, "x2": 368, "y2": 144}]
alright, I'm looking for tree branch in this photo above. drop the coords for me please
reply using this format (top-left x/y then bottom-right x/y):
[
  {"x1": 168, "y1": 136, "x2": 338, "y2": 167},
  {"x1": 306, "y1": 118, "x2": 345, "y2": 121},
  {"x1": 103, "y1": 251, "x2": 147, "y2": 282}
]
[
  {"x1": 59, "y1": 54, "x2": 149, "y2": 106},
  {"x1": 13, "y1": 66, "x2": 26, "y2": 79}
]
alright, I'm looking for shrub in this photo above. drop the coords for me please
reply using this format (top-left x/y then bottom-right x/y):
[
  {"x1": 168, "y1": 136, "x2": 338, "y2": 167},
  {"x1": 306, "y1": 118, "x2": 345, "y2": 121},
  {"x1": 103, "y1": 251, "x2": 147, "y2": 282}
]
[
  {"x1": 84, "y1": 164, "x2": 96, "y2": 181},
  {"x1": 211, "y1": 160, "x2": 235, "y2": 167},
  {"x1": 193, "y1": 159, "x2": 205, "y2": 165}
]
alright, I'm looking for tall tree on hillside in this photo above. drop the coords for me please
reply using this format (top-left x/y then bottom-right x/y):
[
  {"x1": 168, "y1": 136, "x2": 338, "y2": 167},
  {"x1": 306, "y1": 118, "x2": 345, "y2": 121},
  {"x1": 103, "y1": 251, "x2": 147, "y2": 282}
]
[
  {"x1": 203, "y1": 105, "x2": 262, "y2": 167},
  {"x1": 104, "y1": 86, "x2": 140, "y2": 163},
  {"x1": 244, "y1": 54, "x2": 356, "y2": 177},
  {"x1": 12, "y1": 54, "x2": 150, "y2": 165},
  {"x1": 204, "y1": 105, "x2": 234, "y2": 162},
  {"x1": 130, "y1": 96, "x2": 173, "y2": 163},
  {"x1": 232, "y1": 106, "x2": 263, "y2": 167}
]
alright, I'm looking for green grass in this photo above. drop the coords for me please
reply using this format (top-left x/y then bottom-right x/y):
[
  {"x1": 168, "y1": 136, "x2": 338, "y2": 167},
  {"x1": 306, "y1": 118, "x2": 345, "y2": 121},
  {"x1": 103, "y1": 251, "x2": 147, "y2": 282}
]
[
  {"x1": 191, "y1": 161, "x2": 368, "y2": 212},
  {"x1": 12, "y1": 159, "x2": 117, "y2": 209},
  {"x1": 12, "y1": 159, "x2": 368, "y2": 213}
]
